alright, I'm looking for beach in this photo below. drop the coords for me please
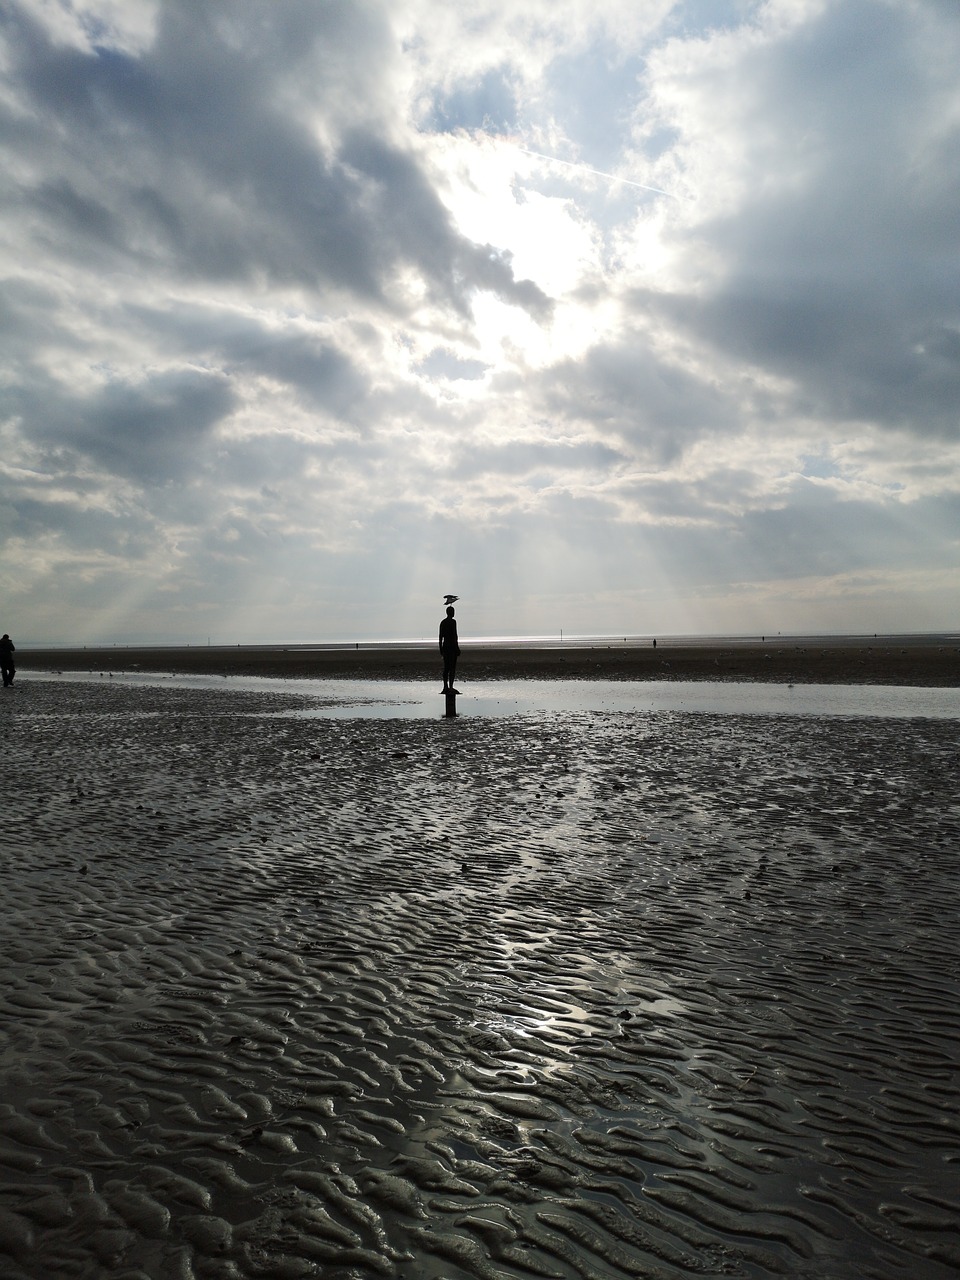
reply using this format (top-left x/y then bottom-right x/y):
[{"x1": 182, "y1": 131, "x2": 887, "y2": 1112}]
[
  {"x1": 15, "y1": 634, "x2": 960, "y2": 685},
  {"x1": 1, "y1": 674, "x2": 959, "y2": 1278}
]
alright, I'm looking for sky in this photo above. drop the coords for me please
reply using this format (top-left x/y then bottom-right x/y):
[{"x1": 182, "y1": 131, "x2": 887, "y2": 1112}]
[{"x1": 1, "y1": 0, "x2": 958, "y2": 645}]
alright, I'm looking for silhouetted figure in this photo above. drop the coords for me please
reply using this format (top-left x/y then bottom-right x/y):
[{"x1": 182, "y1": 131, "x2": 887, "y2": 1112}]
[
  {"x1": 439, "y1": 606, "x2": 460, "y2": 693},
  {"x1": 0, "y1": 634, "x2": 14, "y2": 687}
]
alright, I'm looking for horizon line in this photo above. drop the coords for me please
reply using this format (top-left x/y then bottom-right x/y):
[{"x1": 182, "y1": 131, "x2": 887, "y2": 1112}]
[{"x1": 19, "y1": 630, "x2": 959, "y2": 651}]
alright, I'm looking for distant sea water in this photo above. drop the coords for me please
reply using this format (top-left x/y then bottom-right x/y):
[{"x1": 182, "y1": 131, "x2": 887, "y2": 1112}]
[
  {"x1": 216, "y1": 631, "x2": 959, "y2": 652},
  {"x1": 23, "y1": 631, "x2": 959, "y2": 650}
]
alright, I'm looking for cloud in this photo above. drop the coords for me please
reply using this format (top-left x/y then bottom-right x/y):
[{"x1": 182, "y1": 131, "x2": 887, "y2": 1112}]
[
  {"x1": 640, "y1": 0, "x2": 960, "y2": 437},
  {"x1": 125, "y1": 301, "x2": 373, "y2": 418},
  {"x1": 538, "y1": 333, "x2": 737, "y2": 463},
  {"x1": 451, "y1": 437, "x2": 624, "y2": 483},
  {"x1": 18, "y1": 367, "x2": 235, "y2": 484},
  {"x1": 1, "y1": 0, "x2": 958, "y2": 643},
  {"x1": 5, "y1": 1, "x2": 550, "y2": 314}
]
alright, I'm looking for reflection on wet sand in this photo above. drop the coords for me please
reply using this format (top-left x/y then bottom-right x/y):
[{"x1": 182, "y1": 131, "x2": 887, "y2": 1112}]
[{"x1": 19, "y1": 668, "x2": 960, "y2": 718}]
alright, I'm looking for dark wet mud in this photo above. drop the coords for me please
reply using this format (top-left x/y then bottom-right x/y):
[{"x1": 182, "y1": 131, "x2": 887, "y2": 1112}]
[{"x1": 1, "y1": 680, "x2": 957, "y2": 1279}]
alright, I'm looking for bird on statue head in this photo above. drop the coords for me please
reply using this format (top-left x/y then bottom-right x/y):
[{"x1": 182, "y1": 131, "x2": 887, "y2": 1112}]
[{"x1": 443, "y1": 594, "x2": 459, "y2": 606}]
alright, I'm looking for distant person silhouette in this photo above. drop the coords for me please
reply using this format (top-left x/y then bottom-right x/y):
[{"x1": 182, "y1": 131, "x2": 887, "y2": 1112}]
[
  {"x1": 439, "y1": 606, "x2": 460, "y2": 693},
  {"x1": 0, "y1": 634, "x2": 14, "y2": 687}
]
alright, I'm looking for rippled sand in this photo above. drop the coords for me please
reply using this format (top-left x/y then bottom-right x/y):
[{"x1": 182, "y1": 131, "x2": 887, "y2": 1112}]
[{"x1": 2, "y1": 680, "x2": 958, "y2": 1279}]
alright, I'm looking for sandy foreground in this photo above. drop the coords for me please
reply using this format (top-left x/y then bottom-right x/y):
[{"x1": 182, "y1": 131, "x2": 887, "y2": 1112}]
[{"x1": 1, "y1": 677, "x2": 959, "y2": 1280}]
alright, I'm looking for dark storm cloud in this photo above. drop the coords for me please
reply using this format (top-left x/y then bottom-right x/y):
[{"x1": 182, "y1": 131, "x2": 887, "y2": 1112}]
[
  {"x1": 236, "y1": 335, "x2": 366, "y2": 416},
  {"x1": 4, "y1": 0, "x2": 549, "y2": 315},
  {"x1": 32, "y1": 177, "x2": 120, "y2": 246},
  {"x1": 734, "y1": 479, "x2": 960, "y2": 581},
  {"x1": 538, "y1": 338, "x2": 735, "y2": 462},
  {"x1": 22, "y1": 368, "x2": 235, "y2": 484},
  {"x1": 4, "y1": 5, "x2": 375, "y2": 290},
  {"x1": 0, "y1": 277, "x2": 76, "y2": 361},
  {"x1": 13, "y1": 493, "x2": 158, "y2": 557},
  {"x1": 656, "y1": 287, "x2": 960, "y2": 437},
  {"x1": 127, "y1": 302, "x2": 372, "y2": 418}
]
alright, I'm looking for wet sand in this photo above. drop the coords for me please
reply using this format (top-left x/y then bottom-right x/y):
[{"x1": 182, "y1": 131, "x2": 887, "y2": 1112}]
[
  {"x1": 1, "y1": 677, "x2": 958, "y2": 1278},
  {"x1": 16, "y1": 634, "x2": 960, "y2": 685}
]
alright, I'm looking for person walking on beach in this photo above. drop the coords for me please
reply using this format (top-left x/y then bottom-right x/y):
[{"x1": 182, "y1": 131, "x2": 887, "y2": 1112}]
[
  {"x1": 0, "y1": 634, "x2": 15, "y2": 687},
  {"x1": 439, "y1": 606, "x2": 460, "y2": 693}
]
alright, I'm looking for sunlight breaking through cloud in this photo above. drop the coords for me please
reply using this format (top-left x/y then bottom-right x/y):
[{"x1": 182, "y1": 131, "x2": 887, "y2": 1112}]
[{"x1": 1, "y1": 0, "x2": 958, "y2": 642}]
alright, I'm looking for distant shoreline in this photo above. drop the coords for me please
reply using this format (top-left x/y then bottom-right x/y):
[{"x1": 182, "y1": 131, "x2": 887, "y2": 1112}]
[{"x1": 17, "y1": 637, "x2": 960, "y2": 686}]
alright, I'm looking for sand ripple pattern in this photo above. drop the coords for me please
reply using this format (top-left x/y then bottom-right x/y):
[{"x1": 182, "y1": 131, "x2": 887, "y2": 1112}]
[{"x1": 1, "y1": 681, "x2": 958, "y2": 1279}]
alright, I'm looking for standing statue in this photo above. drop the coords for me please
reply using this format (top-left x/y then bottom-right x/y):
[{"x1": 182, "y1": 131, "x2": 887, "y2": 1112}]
[{"x1": 439, "y1": 604, "x2": 460, "y2": 694}]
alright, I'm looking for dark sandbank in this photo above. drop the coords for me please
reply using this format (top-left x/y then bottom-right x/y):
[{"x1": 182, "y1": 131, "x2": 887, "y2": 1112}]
[{"x1": 18, "y1": 635, "x2": 960, "y2": 685}]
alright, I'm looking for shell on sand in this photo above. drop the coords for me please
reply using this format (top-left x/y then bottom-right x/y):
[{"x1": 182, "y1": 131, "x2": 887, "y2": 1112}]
[{"x1": 0, "y1": 678, "x2": 958, "y2": 1279}]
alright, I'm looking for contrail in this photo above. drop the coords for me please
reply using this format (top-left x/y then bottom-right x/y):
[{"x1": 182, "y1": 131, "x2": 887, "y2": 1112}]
[{"x1": 516, "y1": 146, "x2": 675, "y2": 198}]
